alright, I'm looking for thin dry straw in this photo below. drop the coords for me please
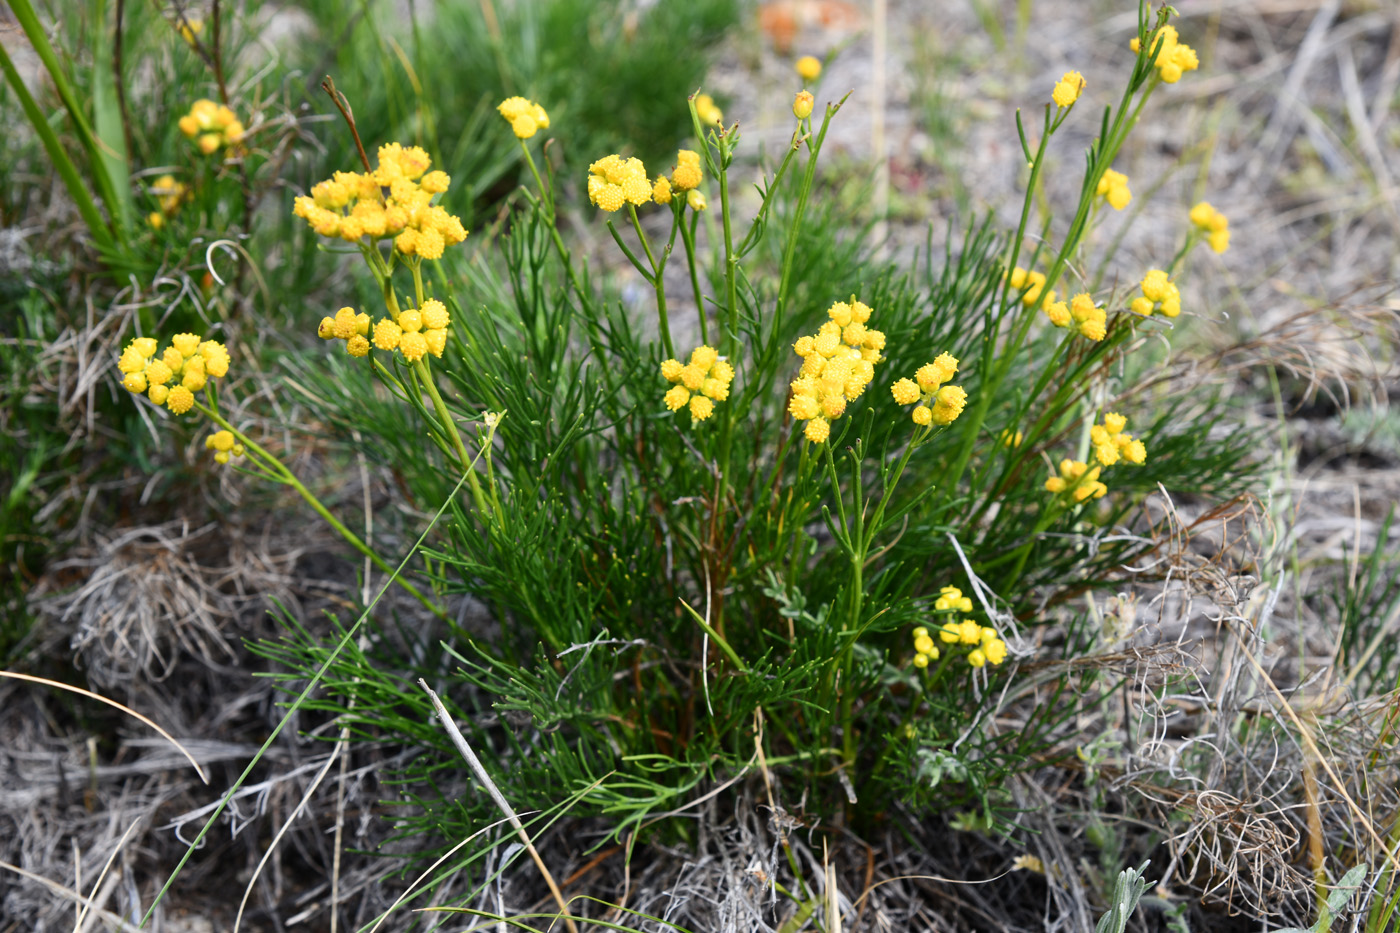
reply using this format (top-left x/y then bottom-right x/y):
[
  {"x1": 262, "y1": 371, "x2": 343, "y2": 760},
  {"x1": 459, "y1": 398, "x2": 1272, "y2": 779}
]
[
  {"x1": 0, "y1": 671, "x2": 208, "y2": 783},
  {"x1": 0, "y1": 859, "x2": 143, "y2": 933},
  {"x1": 419, "y1": 679, "x2": 580, "y2": 933},
  {"x1": 232, "y1": 743, "x2": 345, "y2": 933}
]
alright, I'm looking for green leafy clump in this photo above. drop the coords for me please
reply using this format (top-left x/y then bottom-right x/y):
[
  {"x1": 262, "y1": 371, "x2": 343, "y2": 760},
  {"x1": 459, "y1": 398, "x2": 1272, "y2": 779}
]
[{"x1": 236, "y1": 3, "x2": 1260, "y2": 866}]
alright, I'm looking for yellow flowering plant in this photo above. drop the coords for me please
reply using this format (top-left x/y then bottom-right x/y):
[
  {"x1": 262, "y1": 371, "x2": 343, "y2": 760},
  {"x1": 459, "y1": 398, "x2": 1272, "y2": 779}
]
[{"x1": 97, "y1": 0, "x2": 1268, "y2": 876}]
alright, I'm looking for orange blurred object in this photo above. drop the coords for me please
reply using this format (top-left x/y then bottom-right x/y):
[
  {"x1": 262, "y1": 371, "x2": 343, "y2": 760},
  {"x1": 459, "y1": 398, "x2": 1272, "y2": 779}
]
[{"x1": 758, "y1": 0, "x2": 862, "y2": 55}]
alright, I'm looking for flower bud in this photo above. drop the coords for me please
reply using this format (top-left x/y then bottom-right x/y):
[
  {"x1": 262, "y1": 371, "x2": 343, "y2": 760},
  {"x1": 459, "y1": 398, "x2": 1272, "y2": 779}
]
[{"x1": 793, "y1": 90, "x2": 814, "y2": 120}]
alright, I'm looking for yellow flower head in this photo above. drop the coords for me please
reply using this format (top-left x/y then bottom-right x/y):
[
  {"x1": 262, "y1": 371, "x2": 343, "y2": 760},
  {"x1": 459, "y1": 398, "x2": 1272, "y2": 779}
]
[
  {"x1": 793, "y1": 90, "x2": 815, "y2": 120},
  {"x1": 891, "y1": 378, "x2": 920, "y2": 405},
  {"x1": 665, "y1": 385, "x2": 690, "y2": 411},
  {"x1": 589, "y1": 154, "x2": 651, "y2": 212},
  {"x1": 653, "y1": 175, "x2": 673, "y2": 205},
  {"x1": 931, "y1": 385, "x2": 968, "y2": 424},
  {"x1": 423, "y1": 329, "x2": 447, "y2": 358},
  {"x1": 1096, "y1": 169, "x2": 1132, "y2": 210},
  {"x1": 399, "y1": 331, "x2": 428, "y2": 363},
  {"x1": 1140, "y1": 269, "x2": 1171, "y2": 302},
  {"x1": 1136, "y1": 269, "x2": 1181, "y2": 318},
  {"x1": 1136, "y1": 24, "x2": 1199, "y2": 84},
  {"x1": 795, "y1": 55, "x2": 822, "y2": 82},
  {"x1": 694, "y1": 93, "x2": 723, "y2": 126},
  {"x1": 498, "y1": 97, "x2": 551, "y2": 139},
  {"x1": 413, "y1": 300, "x2": 444, "y2": 331},
  {"x1": 373, "y1": 319, "x2": 402, "y2": 351},
  {"x1": 1190, "y1": 201, "x2": 1230, "y2": 253},
  {"x1": 671, "y1": 150, "x2": 704, "y2": 192},
  {"x1": 686, "y1": 189, "x2": 707, "y2": 212},
  {"x1": 1052, "y1": 71, "x2": 1086, "y2": 108},
  {"x1": 180, "y1": 99, "x2": 243, "y2": 153},
  {"x1": 1008, "y1": 266, "x2": 1051, "y2": 308},
  {"x1": 663, "y1": 345, "x2": 733, "y2": 422},
  {"x1": 166, "y1": 385, "x2": 194, "y2": 415},
  {"x1": 804, "y1": 417, "x2": 830, "y2": 444}
]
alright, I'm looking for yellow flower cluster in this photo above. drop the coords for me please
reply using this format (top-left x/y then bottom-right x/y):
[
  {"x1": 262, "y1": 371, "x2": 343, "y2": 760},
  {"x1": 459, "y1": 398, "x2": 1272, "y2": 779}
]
[
  {"x1": 1128, "y1": 269, "x2": 1181, "y2": 318},
  {"x1": 292, "y1": 144, "x2": 467, "y2": 261},
  {"x1": 1046, "y1": 413, "x2": 1146, "y2": 501},
  {"x1": 1089, "y1": 412, "x2": 1147, "y2": 467},
  {"x1": 1046, "y1": 459, "x2": 1106, "y2": 501},
  {"x1": 587, "y1": 154, "x2": 652, "y2": 213},
  {"x1": 1052, "y1": 70, "x2": 1086, "y2": 108},
  {"x1": 788, "y1": 298, "x2": 886, "y2": 443},
  {"x1": 1189, "y1": 201, "x2": 1230, "y2": 254},
  {"x1": 1131, "y1": 25, "x2": 1200, "y2": 84},
  {"x1": 661, "y1": 345, "x2": 735, "y2": 422},
  {"x1": 918, "y1": 586, "x2": 1008, "y2": 668},
  {"x1": 937, "y1": 585, "x2": 973, "y2": 615},
  {"x1": 204, "y1": 429, "x2": 245, "y2": 465},
  {"x1": 1043, "y1": 292, "x2": 1107, "y2": 341},
  {"x1": 694, "y1": 93, "x2": 723, "y2": 126},
  {"x1": 178, "y1": 99, "x2": 244, "y2": 155},
  {"x1": 317, "y1": 306, "x2": 373, "y2": 357},
  {"x1": 911, "y1": 626, "x2": 939, "y2": 667},
  {"x1": 497, "y1": 96, "x2": 550, "y2": 139},
  {"x1": 890, "y1": 353, "x2": 967, "y2": 427},
  {"x1": 1007, "y1": 266, "x2": 1055, "y2": 310},
  {"x1": 795, "y1": 55, "x2": 822, "y2": 82},
  {"x1": 117, "y1": 333, "x2": 230, "y2": 415},
  {"x1": 1096, "y1": 169, "x2": 1132, "y2": 210},
  {"x1": 371, "y1": 298, "x2": 452, "y2": 363},
  {"x1": 147, "y1": 174, "x2": 189, "y2": 230}
]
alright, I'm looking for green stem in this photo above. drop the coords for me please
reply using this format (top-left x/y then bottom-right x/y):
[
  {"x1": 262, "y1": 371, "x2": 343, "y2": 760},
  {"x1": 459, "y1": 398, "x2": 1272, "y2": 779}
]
[
  {"x1": 773, "y1": 98, "x2": 847, "y2": 340},
  {"x1": 413, "y1": 358, "x2": 493, "y2": 521},
  {"x1": 194, "y1": 402, "x2": 447, "y2": 621},
  {"x1": 680, "y1": 210, "x2": 709, "y2": 346},
  {"x1": 629, "y1": 203, "x2": 675, "y2": 360},
  {"x1": 518, "y1": 140, "x2": 553, "y2": 216}
]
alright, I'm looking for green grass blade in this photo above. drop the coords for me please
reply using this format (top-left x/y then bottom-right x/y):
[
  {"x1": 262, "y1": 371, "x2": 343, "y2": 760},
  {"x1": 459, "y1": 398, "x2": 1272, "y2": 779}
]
[
  {"x1": 90, "y1": 0, "x2": 133, "y2": 235},
  {"x1": 0, "y1": 35, "x2": 116, "y2": 254},
  {"x1": 7, "y1": 0, "x2": 128, "y2": 246}
]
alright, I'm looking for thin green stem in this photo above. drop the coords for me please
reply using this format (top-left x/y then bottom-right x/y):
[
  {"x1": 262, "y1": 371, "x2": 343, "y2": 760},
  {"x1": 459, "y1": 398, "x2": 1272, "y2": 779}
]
[
  {"x1": 629, "y1": 203, "x2": 675, "y2": 360},
  {"x1": 413, "y1": 358, "x2": 493, "y2": 520},
  {"x1": 194, "y1": 402, "x2": 447, "y2": 621},
  {"x1": 680, "y1": 210, "x2": 709, "y2": 346}
]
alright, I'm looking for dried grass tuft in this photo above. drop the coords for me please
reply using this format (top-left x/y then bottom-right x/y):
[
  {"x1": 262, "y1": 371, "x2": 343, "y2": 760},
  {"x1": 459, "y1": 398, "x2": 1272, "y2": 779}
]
[{"x1": 31, "y1": 519, "x2": 305, "y2": 689}]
